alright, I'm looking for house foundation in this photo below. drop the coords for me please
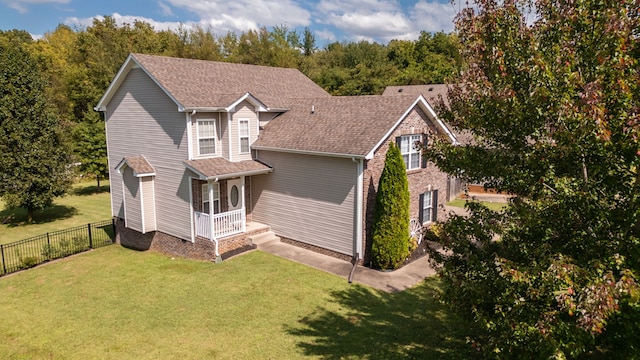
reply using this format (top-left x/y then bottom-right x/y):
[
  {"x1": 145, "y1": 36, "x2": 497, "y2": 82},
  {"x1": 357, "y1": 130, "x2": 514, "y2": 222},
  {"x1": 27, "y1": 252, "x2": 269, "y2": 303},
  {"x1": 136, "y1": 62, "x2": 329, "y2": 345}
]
[{"x1": 114, "y1": 218, "x2": 269, "y2": 261}]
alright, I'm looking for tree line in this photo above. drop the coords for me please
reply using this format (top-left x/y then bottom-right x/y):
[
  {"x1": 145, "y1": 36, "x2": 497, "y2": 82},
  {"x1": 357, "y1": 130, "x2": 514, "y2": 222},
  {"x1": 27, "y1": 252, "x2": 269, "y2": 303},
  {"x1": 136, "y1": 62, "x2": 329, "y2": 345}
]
[{"x1": 0, "y1": 18, "x2": 461, "y2": 219}]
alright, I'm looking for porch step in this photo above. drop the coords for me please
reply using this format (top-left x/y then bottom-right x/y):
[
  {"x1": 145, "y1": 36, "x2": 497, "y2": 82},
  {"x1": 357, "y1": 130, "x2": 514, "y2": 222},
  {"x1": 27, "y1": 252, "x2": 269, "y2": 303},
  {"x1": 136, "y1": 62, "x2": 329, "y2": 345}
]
[{"x1": 250, "y1": 231, "x2": 280, "y2": 248}]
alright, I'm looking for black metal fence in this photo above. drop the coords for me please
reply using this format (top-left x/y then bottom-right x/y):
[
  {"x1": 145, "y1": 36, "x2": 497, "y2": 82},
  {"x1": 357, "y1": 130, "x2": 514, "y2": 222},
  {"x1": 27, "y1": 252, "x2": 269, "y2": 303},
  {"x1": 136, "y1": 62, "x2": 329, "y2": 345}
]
[{"x1": 0, "y1": 219, "x2": 116, "y2": 276}]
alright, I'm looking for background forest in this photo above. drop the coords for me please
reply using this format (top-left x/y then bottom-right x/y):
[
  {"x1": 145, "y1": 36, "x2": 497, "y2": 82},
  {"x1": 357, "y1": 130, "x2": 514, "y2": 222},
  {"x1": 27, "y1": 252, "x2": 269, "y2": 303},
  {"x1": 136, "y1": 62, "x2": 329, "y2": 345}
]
[{"x1": 0, "y1": 18, "x2": 461, "y2": 186}]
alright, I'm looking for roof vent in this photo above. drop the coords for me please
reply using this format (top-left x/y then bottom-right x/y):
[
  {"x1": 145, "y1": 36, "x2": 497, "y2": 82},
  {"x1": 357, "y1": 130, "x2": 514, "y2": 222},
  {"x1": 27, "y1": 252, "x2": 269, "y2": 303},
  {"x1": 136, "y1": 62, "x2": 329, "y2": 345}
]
[
  {"x1": 398, "y1": 88, "x2": 403, "y2": 93},
  {"x1": 428, "y1": 87, "x2": 434, "y2": 91},
  {"x1": 311, "y1": 105, "x2": 315, "y2": 114}
]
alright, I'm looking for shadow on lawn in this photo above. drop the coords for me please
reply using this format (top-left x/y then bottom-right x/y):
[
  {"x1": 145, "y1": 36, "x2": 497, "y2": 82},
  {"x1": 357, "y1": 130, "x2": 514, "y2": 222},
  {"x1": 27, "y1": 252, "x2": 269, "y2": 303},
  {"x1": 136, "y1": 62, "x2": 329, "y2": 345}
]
[
  {"x1": 287, "y1": 278, "x2": 479, "y2": 359},
  {"x1": 72, "y1": 184, "x2": 110, "y2": 196},
  {"x1": 0, "y1": 204, "x2": 77, "y2": 227}
]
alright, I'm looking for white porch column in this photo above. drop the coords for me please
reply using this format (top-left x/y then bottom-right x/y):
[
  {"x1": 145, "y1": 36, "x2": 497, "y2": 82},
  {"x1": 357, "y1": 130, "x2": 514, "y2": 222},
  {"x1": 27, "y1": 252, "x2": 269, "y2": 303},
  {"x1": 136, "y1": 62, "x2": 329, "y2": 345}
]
[
  {"x1": 241, "y1": 176, "x2": 245, "y2": 209},
  {"x1": 241, "y1": 176, "x2": 246, "y2": 232},
  {"x1": 208, "y1": 181, "x2": 214, "y2": 237}
]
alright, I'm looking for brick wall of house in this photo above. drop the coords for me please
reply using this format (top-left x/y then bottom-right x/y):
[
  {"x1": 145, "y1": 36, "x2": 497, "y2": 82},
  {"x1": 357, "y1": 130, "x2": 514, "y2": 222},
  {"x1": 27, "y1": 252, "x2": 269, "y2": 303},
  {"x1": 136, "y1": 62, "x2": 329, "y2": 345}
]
[
  {"x1": 361, "y1": 106, "x2": 451, "y2": 264},
  {"x1": 115, "y1": 218, "x2": 262, "y2": 261}
]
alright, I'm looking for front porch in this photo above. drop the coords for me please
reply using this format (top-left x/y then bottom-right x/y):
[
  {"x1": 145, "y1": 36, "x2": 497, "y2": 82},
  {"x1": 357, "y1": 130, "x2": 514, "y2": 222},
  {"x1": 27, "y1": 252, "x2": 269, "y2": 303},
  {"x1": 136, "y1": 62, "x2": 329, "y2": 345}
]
[
  {"x1": 195, "y1": 208, "x2": 246, "y2": 240},
  {"x1": 184, "y1": 156, "x2": 273, "y2": 246}
]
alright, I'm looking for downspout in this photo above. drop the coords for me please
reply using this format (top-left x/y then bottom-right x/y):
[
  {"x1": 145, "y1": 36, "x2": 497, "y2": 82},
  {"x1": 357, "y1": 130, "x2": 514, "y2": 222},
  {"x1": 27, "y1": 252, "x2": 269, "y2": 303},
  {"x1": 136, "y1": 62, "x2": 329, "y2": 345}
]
[{"x1": 349, "y1": 157, "x2": 364, "y2": 283}]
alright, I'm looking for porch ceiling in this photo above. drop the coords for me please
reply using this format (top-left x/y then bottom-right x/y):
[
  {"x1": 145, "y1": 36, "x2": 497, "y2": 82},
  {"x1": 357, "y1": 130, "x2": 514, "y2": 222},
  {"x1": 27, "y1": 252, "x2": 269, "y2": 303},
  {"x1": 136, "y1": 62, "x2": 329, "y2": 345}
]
[{"x1": 184, "y1": 158, "x2": 272, "y2": 180}]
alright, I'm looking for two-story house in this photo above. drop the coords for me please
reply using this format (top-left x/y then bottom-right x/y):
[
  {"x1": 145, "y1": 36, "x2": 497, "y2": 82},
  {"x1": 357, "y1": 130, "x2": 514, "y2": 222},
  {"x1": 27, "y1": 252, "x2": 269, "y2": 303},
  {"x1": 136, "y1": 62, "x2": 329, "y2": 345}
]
[{"x1": 96, "y1": 53, "x2": 458, "y2": 264}]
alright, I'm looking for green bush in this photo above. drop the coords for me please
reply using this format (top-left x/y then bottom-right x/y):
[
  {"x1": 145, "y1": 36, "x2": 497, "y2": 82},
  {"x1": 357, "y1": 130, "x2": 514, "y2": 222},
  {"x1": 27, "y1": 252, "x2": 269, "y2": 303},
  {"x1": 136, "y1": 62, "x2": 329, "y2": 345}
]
[
  {"x1": 371, "y1": 142, "x2": 410, "y2": 270},
  {"x1": 19, "y1": 256, "x2": 39, "y2": 269},
  {"x1": 41, "y1": 236, "x2": 88, "y2": 259}
]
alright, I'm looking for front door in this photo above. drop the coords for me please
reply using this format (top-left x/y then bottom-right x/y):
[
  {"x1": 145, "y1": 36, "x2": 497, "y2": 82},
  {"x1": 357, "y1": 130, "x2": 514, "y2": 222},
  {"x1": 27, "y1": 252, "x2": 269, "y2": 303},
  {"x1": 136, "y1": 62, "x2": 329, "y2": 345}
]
[{"x1": 227, "y1": 178, "x2": 243, "y2": 211}]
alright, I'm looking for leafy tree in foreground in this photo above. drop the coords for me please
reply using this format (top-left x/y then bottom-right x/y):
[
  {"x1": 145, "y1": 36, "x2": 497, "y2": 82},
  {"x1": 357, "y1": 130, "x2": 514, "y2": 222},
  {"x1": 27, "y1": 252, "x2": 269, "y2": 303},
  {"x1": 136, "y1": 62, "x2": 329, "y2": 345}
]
[
  {"x1": 0, "y1": 39, "x2": 72, "y2": 222},
  {"x1": 371, "y1": 143, "x2": 410, "y2": 270},
  {"x1": 425, "y1": 0, "x2": 640, "y2": 358}
]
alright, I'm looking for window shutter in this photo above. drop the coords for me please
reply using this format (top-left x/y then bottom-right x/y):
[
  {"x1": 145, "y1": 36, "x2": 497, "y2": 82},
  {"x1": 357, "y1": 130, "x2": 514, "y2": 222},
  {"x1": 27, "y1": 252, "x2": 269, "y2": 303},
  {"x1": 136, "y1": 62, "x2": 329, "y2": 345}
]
[
  {"x1": 432, "y1": 190, "x2": 439, "y2": 222},
  {"x1": 396, "y1": 136, "x2": 402, "y2": 147},
  {"x1": 421, "y1": 134, "x2": 428, "y2": 168},
  {"x1": 419, "y1": 193, "x2": 424, "y2": 224}
]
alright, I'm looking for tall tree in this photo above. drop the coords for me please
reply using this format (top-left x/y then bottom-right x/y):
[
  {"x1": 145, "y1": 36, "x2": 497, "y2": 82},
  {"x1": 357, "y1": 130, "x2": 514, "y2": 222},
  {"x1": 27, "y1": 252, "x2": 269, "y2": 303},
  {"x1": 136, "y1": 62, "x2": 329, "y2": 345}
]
[
  {"x1": 302, "y1": 27, "x2": 316, "y2": 56},
  {"x1": 73, "y1": 112, "x2": 108, "y2": 190},
  {"x1": 426, "y1": 0, "x2": 640, "y2": 358},
  {"x1": 371, "y1": 143, "x2": 410, "y2": 270},
  {"x1": 0, "y1": 39, "x2": 72, "y2": 222}
]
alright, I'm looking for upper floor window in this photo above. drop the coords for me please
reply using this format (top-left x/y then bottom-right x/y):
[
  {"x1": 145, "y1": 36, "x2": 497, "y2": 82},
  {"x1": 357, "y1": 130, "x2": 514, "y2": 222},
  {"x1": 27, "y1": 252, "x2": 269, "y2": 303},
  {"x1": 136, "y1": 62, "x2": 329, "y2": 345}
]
[
  {"x1": 239, "y1": 119, "x2": 250, "y2": 153},
  {"x1": 197, "y1": 120, "x2": 216, "y2": 155},
  {"x1": 202, "y1": 183, "x2": 220, "y2": 214},
  {"x1": 397, "y1": 135, "x2": 422, "y2": 170}
]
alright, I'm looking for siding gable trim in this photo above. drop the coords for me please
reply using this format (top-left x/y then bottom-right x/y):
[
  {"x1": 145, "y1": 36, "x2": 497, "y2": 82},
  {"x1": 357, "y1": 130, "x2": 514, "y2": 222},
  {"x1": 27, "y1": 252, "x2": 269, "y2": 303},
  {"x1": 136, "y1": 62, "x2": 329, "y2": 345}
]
[
  {"x1": 226, "y1": 93, "x2": 269, "y2": 112},
  {"x1": 365, "y1": 96, "x2": 458, "y2": 160},
  {"x1": 96, "y1": 54, "x2": 184, "y2": 113}
]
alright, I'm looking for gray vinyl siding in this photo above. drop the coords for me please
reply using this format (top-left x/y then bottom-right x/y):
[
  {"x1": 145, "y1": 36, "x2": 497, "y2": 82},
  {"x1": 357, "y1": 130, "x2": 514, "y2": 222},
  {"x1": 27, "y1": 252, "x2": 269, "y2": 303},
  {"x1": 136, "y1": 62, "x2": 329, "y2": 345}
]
[
  {"x1": 105, "y1": 67, "x2": 192, "y2": 241},
  {"x1": 231, "y1": 101, "x2": 257, "y2": 161},
  {"x1": 252, "y1": 151, "x2": 357, "y2": 255},
  {"x1": 141, "y1": 176, "x2": 156, "y2": 232},
  {"x1": 122, "y1": 167, "x2": 142, "y2": 232},
  {"x1": 220, "y1": 113, "x2": 230, "y2": 160}
]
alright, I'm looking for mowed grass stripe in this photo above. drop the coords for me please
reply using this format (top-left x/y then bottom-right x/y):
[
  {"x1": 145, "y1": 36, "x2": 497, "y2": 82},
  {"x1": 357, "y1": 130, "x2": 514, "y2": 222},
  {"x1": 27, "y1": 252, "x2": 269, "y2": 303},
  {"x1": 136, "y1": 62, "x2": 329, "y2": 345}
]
[{"x1": 0, "y1": 246, "x2": 475, "y2": 359}]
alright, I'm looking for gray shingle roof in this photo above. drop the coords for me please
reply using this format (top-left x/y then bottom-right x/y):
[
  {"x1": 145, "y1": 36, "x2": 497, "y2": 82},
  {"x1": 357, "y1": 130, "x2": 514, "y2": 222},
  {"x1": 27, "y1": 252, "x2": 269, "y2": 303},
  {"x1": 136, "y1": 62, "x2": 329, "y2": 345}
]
[
  {"x1": 253, "y1": 95, "x2": 425, "y2": 157},
  {"x1": 116, "y1": 155, "x2": 156, "y2": 176},
  {"x1": 184, "y1": 158, "x2": 272, "y2": 180},
  {"x1": 131, "y1": 53, "x2": 330, "y2": 109}
]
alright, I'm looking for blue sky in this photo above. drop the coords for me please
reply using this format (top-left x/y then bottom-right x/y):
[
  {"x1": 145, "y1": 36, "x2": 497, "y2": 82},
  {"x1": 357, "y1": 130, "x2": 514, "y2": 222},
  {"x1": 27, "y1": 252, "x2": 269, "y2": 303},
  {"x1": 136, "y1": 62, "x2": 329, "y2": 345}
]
[{"x1": 0, "y1": 0, "x2": 458, "y2": 45}]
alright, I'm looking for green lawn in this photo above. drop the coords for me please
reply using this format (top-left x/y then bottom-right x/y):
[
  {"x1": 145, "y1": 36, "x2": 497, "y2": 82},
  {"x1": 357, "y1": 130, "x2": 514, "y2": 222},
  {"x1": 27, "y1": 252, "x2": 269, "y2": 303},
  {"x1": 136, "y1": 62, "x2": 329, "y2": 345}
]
[
  {"x1": 0, "y1": 246, "x2": 477, "y2": 359},
  {"x1": 0, "y1": 181, "x2": 111, "y2": 245},
  {"x1": 447, "y1": 198, "x2": 507, "y2": 212}
]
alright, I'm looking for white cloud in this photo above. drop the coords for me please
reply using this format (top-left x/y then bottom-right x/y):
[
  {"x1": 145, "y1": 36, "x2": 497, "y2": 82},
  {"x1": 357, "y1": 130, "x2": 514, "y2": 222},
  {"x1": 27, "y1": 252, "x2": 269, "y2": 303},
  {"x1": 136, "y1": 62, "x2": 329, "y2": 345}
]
[
  {"x1": 411, "y1": 0, "x2": 456, "y2": 33},
  {"x1": 3, "y1": 0, "x2": 69, "y2": 14},
  {"x1": 158, "y1": 1, "x2": 174, "y2": 17},
  {"x1": 315, "y1": 0, "x2": 451, "y2": 42},
  {"x1": 327, "y1": 11, "x2": 413, "y2": 42},
  {"x1": 64, "y1": 13, "x2": 188, "y2": 33},
  {"x1": 164, "y1": 0, "x2": 311, "y2": 34},
  {"x1": 315, "y1": 29, "x2": 336, "y2": 43}
]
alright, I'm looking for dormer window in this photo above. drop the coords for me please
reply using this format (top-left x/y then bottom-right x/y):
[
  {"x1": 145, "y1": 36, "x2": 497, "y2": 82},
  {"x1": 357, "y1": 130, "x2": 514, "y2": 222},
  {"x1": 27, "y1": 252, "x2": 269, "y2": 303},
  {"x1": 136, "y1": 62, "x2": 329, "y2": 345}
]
[
  {"x1": 197, "y1": 119, "x2": 216, "y2": 155},
  {"x1": 397, "y1": 134, "x2": 423, "y2": 170}
]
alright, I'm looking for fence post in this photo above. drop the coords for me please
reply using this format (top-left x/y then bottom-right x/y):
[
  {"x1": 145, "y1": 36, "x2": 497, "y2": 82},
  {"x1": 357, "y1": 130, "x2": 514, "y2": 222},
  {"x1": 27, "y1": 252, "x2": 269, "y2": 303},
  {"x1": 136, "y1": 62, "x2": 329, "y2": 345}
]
[
  {"x1": 88, "y1": 223, "x2": 93, "y2": 249},
  {"x1": 112, "y1": 218, "x2": 117, "y2": 243},
  {"x1": 46, "y1": 233, "x2": 51, "y2": 260},
  {"x1": 1, "y1": 244, "x2": 5, "y2": 275}
]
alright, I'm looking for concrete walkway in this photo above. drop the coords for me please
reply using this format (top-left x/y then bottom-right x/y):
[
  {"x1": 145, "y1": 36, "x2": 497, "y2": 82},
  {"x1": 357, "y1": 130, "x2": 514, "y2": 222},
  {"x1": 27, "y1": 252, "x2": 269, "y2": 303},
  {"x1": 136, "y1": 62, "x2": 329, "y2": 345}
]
[
  {"x1": 257, "y1": 241, "x2": 437, "y2": 293},
  {"x1": 252, "y1": 192, "x2": 510, "y2": 293}
]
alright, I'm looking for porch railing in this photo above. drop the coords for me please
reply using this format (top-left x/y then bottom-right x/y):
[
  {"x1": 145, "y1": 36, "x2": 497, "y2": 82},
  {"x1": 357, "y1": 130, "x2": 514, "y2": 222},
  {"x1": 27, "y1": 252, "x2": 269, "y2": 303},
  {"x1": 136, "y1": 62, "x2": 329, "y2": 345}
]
[{"x1": 195, "y1": 208, "x2": 246, "y2": 240}]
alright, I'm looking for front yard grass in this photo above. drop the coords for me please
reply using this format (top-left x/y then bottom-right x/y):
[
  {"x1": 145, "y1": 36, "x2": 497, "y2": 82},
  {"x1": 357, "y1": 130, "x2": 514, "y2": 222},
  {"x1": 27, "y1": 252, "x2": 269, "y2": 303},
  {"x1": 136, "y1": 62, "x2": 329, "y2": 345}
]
[
  {"x1": 0, "y1": 246, "x2": 477, "y2": 359},
  {"x1": 0, "y1": 181, "x2": 111, "y2": 245},
  {"x1": 447, "y1": 198, "x2": 507, "y2": 212}
]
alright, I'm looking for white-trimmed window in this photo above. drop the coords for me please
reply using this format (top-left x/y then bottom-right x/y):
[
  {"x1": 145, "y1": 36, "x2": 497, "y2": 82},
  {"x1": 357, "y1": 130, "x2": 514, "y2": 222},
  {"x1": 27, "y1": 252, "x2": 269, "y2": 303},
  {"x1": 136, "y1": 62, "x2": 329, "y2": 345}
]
[
  {"x1": 202, "y1": 183, "x2": 220, "y2": 214},
  {"x1": 420, "y1": 189, "x2": 438, "y2": 224},
  {"x1": 197, "y1": 120, "x2": 216, "y2": 155},
  {"x1": 239, "y1": 119, "x2": 250, "y2": 153},
  {"x1": 398, "y1": 134, "x2": 422, "y2": 170}
]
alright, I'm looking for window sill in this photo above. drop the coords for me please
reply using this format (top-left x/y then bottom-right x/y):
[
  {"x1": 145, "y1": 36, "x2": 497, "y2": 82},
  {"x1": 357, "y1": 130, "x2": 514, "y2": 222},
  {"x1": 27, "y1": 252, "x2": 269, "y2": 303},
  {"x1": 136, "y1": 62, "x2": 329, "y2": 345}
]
[{"x1": 406, "y1": 168, "x2": 424, "y2": 174}]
